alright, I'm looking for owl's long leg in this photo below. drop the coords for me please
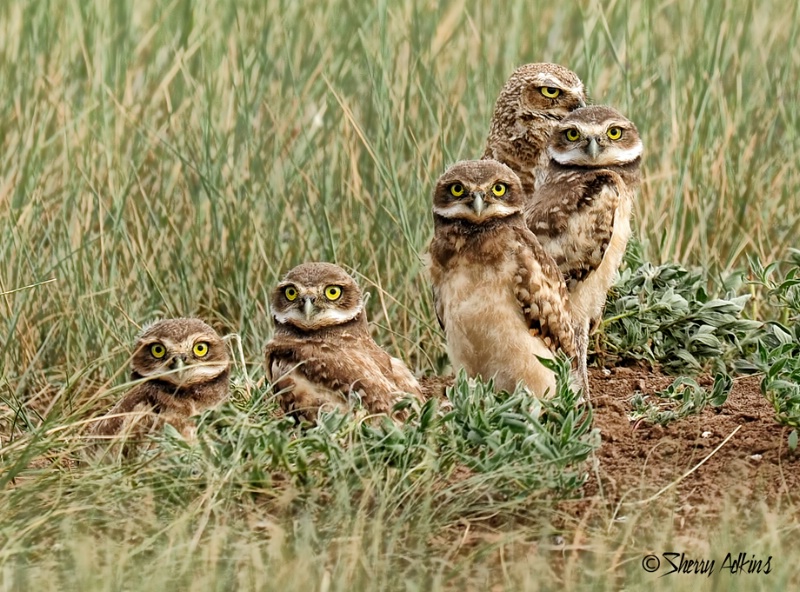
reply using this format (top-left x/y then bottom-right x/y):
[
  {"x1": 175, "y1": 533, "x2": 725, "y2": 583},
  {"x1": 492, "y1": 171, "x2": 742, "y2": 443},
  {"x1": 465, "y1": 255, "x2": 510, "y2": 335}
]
[{"x1": 574, "y1": 318, "x2": 590, "y2": 400}]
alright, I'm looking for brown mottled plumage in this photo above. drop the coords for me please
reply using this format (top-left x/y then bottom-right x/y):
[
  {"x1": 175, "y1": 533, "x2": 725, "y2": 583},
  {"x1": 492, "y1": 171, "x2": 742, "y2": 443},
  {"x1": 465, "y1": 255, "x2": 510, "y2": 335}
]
[
  {"x1": 265, "y1": 262, "x2": 422, "y2": 423},
  {"x1": 427, "y1": 160, "x2": 575, "y2": 397},
  {"x1": 89, "y1": 318, "x2": 231, "y2": 459},
  {"x1": 483, "y1": 63, "x2": 587, "y2": 198},
  {"x1": 526, "y1": 105, "x2": 643, "y2": 396}
]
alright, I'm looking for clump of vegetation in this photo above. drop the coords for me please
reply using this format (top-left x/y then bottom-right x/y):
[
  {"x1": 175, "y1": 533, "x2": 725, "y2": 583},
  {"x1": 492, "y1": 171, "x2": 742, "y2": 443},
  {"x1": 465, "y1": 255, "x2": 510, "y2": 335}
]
[
  {"x1": 629, "y1": 373, "x2": 732, "y2": 426},
  {"x1": 596, "y1": 249, "x2": 762, "y2": 374},
  {"x1": 743, "y1": 253, "x2": 800, "y2": 429},
  {"x1": 152, "y1": 355, "x2": 597, "y2": 508},
  {"x1": 444, "y1": 355, "x2": 597, "y2": 494}
]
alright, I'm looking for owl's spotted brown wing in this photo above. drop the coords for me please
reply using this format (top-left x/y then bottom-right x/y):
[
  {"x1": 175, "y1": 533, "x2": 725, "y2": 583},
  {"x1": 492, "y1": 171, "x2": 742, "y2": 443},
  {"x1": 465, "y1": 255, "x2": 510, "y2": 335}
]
[
  {"x1": 267, "y1": 354, "x2": 348, "y2": 420},
  {"x1": 88, "y1": 383, "x2": 197, "y2": 461},
  {"x1": 266, "y1": 335, "x2": 420, "y2": 422},
  {"x1": 387, "y1": 355, "x2": 422, "y2": 399},
  {"x1": 513, "y1": 227, "x2": 576, "y2": 358},
  {"x1": 432, "y1": 283, "x2": 446, "y2": 331},
  {"x1": 526, "y1": 169, "x2": 622, "y2": 288}
]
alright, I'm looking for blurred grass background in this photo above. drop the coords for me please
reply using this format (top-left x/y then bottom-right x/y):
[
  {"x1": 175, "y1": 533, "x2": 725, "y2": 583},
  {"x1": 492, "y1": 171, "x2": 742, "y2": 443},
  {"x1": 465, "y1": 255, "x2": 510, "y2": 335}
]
[{"x1": 1, "y1": 0, "x2": 800, "y2": 589}]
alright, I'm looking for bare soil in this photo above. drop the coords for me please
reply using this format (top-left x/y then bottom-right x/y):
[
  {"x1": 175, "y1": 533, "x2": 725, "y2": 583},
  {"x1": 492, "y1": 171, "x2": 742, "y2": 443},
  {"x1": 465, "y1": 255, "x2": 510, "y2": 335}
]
[{"x1": 580, "y1": 366, "x2": 800, "y2": 522}]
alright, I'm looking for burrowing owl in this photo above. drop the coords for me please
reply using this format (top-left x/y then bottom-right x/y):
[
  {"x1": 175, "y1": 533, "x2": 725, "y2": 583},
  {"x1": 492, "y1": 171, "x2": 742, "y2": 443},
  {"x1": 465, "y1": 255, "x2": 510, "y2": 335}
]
[
  {"x1": 526, "y1": 105, "x2": 643, "y2": 395},
  {"x1": 90, "y1": 318, "x2": 231, "y2": 458},
  {"x1": 427, "y1": 160, "x2": 576, "y2": 397},
  {"x1": 265, "y1": 262, "x2": 422, "y2": 423},
  {"x1": 483, "y1": 63, "x2": 587, "y2": 198}
]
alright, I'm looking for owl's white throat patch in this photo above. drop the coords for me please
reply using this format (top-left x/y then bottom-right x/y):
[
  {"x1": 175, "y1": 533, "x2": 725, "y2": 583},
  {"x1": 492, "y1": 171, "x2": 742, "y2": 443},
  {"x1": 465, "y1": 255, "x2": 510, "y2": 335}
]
[
  {"x1": 275, "y1": 305, "x2": 362, "y2": 330},
  {"x1": 549, "y1": 140, "x2": 642, "y2": 167},
  {"x1": 434, "y1": 202, "x2": 519, "y2": 221},
  {"x1": 142, "y1": 361, "x2": 228, "y2": 386}
]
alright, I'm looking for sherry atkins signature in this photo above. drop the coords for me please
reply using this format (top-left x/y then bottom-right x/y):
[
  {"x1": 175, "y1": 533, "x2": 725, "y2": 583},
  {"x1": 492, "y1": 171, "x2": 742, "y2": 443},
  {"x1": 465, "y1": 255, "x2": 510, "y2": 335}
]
[{"x1": 641, "y1": 552, "x2": 772, "y2": 577}]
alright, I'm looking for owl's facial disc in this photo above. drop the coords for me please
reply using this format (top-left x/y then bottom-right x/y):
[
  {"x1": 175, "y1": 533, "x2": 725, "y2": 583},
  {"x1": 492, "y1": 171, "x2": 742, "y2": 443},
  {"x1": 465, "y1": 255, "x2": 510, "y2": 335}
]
[
  {"x1": 274, "y1": 284, "x2": 362, "y2": 331},
  {"x1": 550, "y1": 107, "x2": 642, "y2": 167},
  {"x1": 139, "y1": 335, "x2": 228, "y2": 386},
  {"x1": 434, "y1": 186, "x2": 519, "y2": 223}
]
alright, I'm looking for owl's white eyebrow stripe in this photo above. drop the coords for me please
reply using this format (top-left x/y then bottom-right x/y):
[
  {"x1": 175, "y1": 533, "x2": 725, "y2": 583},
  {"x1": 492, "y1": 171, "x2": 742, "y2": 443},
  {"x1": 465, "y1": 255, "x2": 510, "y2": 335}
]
[
  {"x1": 150, "y1": 338, "x2": 178, "y2": 350},
  {"x1": 534, "y1": 74, "x2": 565, "y2": 88},
  {"x1": 141, "y1": 333, "x2": 213, "y2": 353}
]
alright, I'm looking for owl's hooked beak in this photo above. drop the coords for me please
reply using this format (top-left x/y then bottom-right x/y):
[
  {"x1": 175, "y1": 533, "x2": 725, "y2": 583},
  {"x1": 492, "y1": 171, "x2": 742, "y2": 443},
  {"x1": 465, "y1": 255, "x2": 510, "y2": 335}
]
[
  {"x1": 587, "y1": 137, "x2": 600, "y2": 159},
  {"x1": 577, "y1": 98, "x2": 586, "y2": 109},
  {"x1": 170, "y1": 354, "x2": 187, "y2": 382},
  {"x1": 471, "y1": 191, "x2": 486, "y2": 216},
  {"x1": 302, "y1": 297, "x2": 315, "y2": 320}
]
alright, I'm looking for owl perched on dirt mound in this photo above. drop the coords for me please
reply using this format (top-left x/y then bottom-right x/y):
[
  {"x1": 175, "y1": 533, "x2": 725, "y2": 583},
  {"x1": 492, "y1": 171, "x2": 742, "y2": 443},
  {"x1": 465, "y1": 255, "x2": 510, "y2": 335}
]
[
  {"x1": 526, "y1": 105, "x2": 643, "y2": 396},
  {"x1": 89, "y1": 318, "x2": 230, "y2": 459},
  {"x1": 483, "y1": 63, "x2": 587, "y2": 198},
  {"x1": 265, "y1": 262, "x2": 422, "y2": 423},
  {"x1": 426, "y1": 159, "x2": 575, "y2": 397}
]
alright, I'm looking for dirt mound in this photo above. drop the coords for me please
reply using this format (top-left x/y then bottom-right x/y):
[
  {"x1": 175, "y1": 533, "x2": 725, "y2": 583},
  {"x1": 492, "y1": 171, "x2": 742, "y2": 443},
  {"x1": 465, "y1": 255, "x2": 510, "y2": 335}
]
[{"x1": 580, "y1": 366, "x2": 800, "y2": 524}]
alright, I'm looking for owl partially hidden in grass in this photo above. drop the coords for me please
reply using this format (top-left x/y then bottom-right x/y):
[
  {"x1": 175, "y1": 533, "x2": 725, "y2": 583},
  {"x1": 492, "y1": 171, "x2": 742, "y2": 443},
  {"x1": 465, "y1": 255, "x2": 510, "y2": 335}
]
[
  {"x1": 427, "y1": 159, "x2": 576, "y2": 397},
  {"x1": 265, "y1": 262, "x2": 422, "y2": 423},
  {"x1": 89, "y1": 318, "x2": 230, "y2": 459}
]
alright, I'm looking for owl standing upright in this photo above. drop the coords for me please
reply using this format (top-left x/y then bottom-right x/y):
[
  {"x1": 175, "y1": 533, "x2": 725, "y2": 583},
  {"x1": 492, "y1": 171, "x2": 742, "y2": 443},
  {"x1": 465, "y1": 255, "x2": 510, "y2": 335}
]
[
  {"x1": 90, "y1": 318, "x2": 231, "y2": 458},
  {"x1": 265, "y1": 262, "x2": 422, "y2": 423},
  {"x1": 526, "y1": 105, "x2": 643, "y2": 396},
  {"x1": 427, "y1": 159, "x2": 575, "y2": 397},
  {"x1": 483, "y1": 63, "x2": 587, "y2": 198}
]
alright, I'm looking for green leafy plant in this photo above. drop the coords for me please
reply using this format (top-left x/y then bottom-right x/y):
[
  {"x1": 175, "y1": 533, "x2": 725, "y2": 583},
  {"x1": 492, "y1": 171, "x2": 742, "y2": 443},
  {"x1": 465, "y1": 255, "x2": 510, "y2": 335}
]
[
  {"x1": 629, "y1": 373, "x2": 732, "y2": 426},
  {"x1": 154, "y1": 354, "x2": 598, "y2": 507},
  {"x1": 597, "y1": 253, "x2": 761, "y2": 374},
  {"x1": 443, "y1": 355, "x2": 598, "y2": 494},
  {"x1": 744, "y1": 254, "x2": 800, "y2": 427}
]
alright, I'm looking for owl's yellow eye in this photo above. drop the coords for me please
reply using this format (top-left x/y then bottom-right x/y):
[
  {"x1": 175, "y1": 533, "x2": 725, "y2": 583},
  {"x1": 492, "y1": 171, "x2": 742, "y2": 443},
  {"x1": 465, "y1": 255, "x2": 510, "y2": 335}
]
[
  {"x1": 491, "y1": 183, "x2": 507, "y2": 197},
  {"x1": 324, "y1": 285, "x2": 342, "y2": 301},
  {"x1": 150, "y1": 343, "x2": 166, "y2": 359},
  {"x1": 565, "y1": 128, "x2": 580, "y2": 142},
  {"x1": 541, "y1": 87, "x2": 561, "y2": 99},
  {"x1": 449, "y1": 183, "x2": 465, "y2": 197},
  {"x1": 284, "y1": 286, "x2": 298, "y2": 301},
  {"x1": 193, "y1": 342, "x2": 209, "y2": 357},
  {"x1": 607, "y1": 127, "x2": 622, "y2": 140}
]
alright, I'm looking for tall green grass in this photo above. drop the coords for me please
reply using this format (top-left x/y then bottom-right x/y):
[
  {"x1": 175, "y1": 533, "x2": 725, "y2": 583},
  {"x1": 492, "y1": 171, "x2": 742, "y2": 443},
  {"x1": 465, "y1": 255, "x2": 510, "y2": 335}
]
[{"x1": 2, "y1": 0, "x2": 800, "y2": 589}]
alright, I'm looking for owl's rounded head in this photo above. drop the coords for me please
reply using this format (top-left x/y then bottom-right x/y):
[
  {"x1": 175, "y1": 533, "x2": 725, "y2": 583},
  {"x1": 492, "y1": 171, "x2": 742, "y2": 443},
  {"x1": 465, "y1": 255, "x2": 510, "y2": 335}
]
[
  {"x1": 493, "y1": 63, "x2": 586, "y2": 124},
  {"x1": 549, "y1": 105, "x2": 643, "y2": 167},
  {"x1": 132, "y1": 318, "x2": 229, "y2": 387},
  {"x1": 272, "y1": 262, "x2": 364, "y2": 331},
  {"x1": 433, "y1": 160, "x2": 524, "y2": 224}
]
